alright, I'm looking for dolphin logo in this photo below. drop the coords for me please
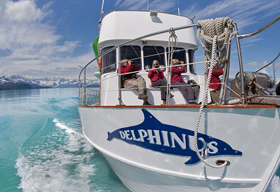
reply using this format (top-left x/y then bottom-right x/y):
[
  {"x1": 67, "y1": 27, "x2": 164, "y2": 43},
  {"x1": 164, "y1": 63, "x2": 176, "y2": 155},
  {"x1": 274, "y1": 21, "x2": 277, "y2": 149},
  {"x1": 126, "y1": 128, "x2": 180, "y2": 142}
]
[{"x1": 107, "y1": 109, "x2": 242, "y2": 165}]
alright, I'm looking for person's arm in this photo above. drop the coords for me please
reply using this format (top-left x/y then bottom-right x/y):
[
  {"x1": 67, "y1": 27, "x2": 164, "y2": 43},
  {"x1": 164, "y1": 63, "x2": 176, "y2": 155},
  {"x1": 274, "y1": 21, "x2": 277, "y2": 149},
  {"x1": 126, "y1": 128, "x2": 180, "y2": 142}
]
[
  {"x1": 158, "y1": 70, "x2": 164, "y2": 79},
  {"x1": 121, "y1": 65, "x2": 132, "y2": 74},
  {"x1": 172, "y1": 65, "x2": 185, "y2": 74},
  {"x1": 132, "y1": 64, "x2": 139, "y2": 71},
  {"x1": 148, "y1": 70, "x2": 154, "y2": 78},
  {"x1": 212, "y1": 69, "x2": 224, "y2": 76}
]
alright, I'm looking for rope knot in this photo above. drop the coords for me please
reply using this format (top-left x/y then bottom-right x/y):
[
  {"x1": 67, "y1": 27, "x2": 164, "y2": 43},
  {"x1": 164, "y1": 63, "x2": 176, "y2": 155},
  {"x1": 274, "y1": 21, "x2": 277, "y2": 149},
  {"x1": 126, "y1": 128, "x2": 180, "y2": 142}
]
[{"x1": 197, "y1": 17, "x2": 235, "y2": 69}]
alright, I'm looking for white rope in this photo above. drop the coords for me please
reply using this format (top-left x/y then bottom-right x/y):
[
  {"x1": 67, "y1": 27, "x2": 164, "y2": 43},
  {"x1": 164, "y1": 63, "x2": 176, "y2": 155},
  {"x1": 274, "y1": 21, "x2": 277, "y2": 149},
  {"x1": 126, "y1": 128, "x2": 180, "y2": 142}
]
[
  {"x1": 193, "y1": 36, "x2": 229, "y2": 168},
  {"x1": 197, "y1": 17, "x2": 233, "y2": 70},
  {"x1": 194, "y1": 17, "x2": 234, "y2": 168},
  {"x1": 166, "y1": 28, "x2": 178, "y2": 105}
]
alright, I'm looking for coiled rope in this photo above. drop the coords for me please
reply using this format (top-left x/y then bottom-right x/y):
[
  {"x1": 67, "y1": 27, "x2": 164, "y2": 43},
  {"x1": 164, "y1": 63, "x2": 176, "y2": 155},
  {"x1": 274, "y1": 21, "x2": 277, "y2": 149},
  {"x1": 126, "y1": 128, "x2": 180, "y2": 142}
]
[
  {"x1": 194, "y1": 17, "x2": 234, "y2": 168},
  {"x1": 197, "y1": 17, "x2": 233, "y2": 69}
]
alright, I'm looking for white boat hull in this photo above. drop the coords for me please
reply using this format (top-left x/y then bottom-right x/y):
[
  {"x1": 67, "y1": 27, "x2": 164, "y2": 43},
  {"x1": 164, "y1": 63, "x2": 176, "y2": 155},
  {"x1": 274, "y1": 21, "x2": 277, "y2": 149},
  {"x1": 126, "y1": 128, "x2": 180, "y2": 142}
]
[{"x1": 79, "y1": 106, "x2": 280, "y2": 192}]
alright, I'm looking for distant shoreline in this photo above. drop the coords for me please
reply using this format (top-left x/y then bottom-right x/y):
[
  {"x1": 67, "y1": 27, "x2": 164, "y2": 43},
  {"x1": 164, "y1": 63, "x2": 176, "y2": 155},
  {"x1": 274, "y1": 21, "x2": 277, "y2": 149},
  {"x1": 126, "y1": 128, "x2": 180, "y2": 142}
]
[
  {"x1": 0, "y1": 75, "x2": 99, "y2": 91},
  {"x1": 0, "y1": 85, "x2": 99, "y2": 91}
]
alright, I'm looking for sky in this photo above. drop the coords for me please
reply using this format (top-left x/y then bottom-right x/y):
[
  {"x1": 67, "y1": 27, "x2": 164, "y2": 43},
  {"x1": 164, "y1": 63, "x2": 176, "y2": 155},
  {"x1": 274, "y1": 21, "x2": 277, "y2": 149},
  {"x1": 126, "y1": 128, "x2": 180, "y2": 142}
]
[{"x1": 0, "y1": 0, "x2": 279, "y2": 80}]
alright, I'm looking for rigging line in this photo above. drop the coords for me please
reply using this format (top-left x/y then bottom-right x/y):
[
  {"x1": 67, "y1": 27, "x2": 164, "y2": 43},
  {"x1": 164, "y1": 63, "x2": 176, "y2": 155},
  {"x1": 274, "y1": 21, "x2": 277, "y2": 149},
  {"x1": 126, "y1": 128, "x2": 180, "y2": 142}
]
[
  {"x1": 99, "y1": 0, "x2": 105, "y2": 31},
  {"x1": 100, "y1": 58, "x2": 208, "y2": 74},
  {"x1": 100, "y1": 48, "x2": 197, "y2": 71},
  {"x1": 153, "y1": 45, "x2": 162, "y2": 59},
  {"x1": 255, "y1": 52, "x2": 280, "y2": 73},
  {"x1": 275, "y1": 60, "x2": 280, "y2": 71},
  {"x1": 85, "y1": 82, "x2": 236, "y2": 98},
  {"x1": 129, "y1": 45, "x2": 140, "y2": 58}
]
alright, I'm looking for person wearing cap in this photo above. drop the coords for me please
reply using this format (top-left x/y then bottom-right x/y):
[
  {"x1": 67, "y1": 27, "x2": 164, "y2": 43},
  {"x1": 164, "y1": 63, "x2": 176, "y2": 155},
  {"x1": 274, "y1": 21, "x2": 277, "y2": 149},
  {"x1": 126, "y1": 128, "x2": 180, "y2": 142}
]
[
  {"x1": 148, "y1": 60, "x2": 173, "y2": 105},
  {"x1": 121, "y1": 59, "x2": 150, "y2": 105},
  {"x1": 171, "y1": 59, "x2": 196, "y2": 104}
]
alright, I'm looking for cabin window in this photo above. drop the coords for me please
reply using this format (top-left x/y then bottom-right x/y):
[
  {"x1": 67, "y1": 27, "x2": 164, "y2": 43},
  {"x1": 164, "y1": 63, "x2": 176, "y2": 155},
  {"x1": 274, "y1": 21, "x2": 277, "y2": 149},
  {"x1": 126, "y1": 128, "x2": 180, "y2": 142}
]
[
  {"x1": 101, "y1": 47, "x2": 116, "y2": 74},
  {"x1": 120, "y1": 45, "x2": 141, "y2": 70},
  {"x1": 188, "y1": 50, "x2": 195, "y2": 74},
  {"x1": 166, "y1": 47, "x2": 186, "y2": 63},
  {"x1": 167, "y1": 47, "x2": 187, "y2": 72},
  {"x1": 143, "y1": 46, "x2": 165, "y2": 71}
]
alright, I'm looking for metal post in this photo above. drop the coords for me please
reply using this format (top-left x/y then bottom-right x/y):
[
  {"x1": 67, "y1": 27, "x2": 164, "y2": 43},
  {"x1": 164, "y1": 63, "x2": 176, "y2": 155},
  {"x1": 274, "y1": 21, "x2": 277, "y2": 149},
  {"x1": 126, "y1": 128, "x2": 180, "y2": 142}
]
[
  {"x1": 79, "y1": 80, "x2": 81, "y2": 106},
  {"x1": 219, "y1": 38, "x2": 232, "y2": 104},
  {"x1": 234, "y1": 23, "x2": 246, "y2": 105},
  {"x1": 84, "y1": 68, "x2": 87, "y2": 106},
  {"x1": 166, "y1": 44, "x2": 172, "y2": 105},
  {"x1": 117, "y1": 48, "x2": 122, "y2": 105},
  {"x1": 273, "y1": 61, "x2": 276, "y2": 85}
]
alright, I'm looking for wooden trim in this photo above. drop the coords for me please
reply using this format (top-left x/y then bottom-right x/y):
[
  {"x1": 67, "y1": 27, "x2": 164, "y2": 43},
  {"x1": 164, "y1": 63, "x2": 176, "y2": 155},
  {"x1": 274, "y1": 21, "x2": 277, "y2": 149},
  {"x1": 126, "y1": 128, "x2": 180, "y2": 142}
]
[{"x1": 80, "y1": 104, "x2": 277, "y2": 109}]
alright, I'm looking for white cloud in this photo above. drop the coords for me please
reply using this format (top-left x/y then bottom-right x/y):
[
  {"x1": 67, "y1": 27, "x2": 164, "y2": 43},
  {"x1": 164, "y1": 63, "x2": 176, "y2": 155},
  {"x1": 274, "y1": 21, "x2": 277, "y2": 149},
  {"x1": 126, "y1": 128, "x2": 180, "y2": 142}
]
[
  {"x1": 247, "y1": 62, "x2": 258, "y2": 67},
  {"x1": 183, "y1": 0, "x2": 280, "y2": 29},
  {"x1": 115, "y1": 0, "x2": 147, "y2": 10},
  {"x1": 0, "y1": 0, "x2": 90, "y2": 78},
  {"x1": 115, "y1": 0, "x2": 177, "y2": 12},
  {"x1": 5, "y1": 0, "x2": 42, "y2": 22}
]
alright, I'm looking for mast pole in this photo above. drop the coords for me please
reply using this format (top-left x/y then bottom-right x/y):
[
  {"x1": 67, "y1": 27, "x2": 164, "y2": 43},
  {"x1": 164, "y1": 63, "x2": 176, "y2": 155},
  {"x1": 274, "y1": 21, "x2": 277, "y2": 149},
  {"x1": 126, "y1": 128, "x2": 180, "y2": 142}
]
[
  {"x1": 178, "y1": 0, "x2": 180, "y2": 15},
  {"x1": 99, "y1": 0, "x2": 105, "y2": 31}
]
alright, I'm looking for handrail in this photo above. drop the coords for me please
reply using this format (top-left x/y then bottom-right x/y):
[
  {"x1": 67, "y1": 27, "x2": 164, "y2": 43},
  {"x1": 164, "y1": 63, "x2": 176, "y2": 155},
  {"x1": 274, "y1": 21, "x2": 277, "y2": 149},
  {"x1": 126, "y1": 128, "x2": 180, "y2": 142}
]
[
  {"x1": 79, "y1": 15, "x2": 280, "y2": 106},
  {"x1": 238, "y1": 15, "x2": 280, "y2": 39},
  {"x1": 234, "y1": 22, "x2": 247, "y2": 105},
  {"x1": 78, "y1": 23, "x2": 198, "y2": 83},
  {"x1": 255, "y1": 52, "x2": 280, "y2": 73},
  {"x1": 78, "y1": 23, "x2": 198, "y2": 105}
]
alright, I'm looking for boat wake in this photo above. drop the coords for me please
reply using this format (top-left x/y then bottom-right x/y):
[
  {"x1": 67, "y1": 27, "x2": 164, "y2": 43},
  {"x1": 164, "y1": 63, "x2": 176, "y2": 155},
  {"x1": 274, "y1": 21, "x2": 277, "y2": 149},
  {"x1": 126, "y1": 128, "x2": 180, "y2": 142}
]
[
  {"x1": 53, "y1": 118, "x2": 81, "y2": 135},
  {"x1": 16, "y1": 118, "x2": 95, "y2": 192}
]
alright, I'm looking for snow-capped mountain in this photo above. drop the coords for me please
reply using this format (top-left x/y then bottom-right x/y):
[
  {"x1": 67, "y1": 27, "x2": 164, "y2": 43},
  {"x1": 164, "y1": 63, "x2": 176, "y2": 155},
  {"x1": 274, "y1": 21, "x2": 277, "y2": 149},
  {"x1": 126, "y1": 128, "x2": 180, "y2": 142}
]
[{"x1": 0, "y1": 75, "x2": 99, "y2": 90}]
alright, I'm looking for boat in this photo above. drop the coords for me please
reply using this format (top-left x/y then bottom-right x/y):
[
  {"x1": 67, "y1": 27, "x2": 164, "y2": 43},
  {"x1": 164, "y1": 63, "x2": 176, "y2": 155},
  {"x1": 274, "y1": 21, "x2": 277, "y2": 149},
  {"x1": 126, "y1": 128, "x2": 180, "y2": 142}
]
[{"x1": 78, "y1": 9, "x2": 280, "y2": 192}]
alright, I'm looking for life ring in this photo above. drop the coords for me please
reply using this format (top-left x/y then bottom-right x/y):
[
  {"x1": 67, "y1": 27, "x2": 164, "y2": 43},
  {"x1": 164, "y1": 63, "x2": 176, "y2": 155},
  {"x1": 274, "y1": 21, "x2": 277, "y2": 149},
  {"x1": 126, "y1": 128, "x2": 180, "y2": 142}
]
[
  {"x1": 276, "y1": 81, "x2": 280, "y2": 95},
  {"x1": 98, "y1": 57, "x2": 102, "y2": 68}
]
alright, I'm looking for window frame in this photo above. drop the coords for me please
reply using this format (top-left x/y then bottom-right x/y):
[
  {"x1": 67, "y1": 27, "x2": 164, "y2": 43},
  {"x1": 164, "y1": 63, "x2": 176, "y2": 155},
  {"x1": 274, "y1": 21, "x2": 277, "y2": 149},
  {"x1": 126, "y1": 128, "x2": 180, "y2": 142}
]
[
  {"x1": 188, "y1": 49, "x2": 196, "y2": 74},
  {"x1": 166, "y1": 47, "x2": 186, "y2": 63},
  {"x1": 143, "y1": 45, "x2": 166, "y2": 71},
  {"x1": 101, "y1": 46, "x2": 117, "y2": 74},
  {"x1": 120, "y1": 45, "x2": 142, "y2": 70}
]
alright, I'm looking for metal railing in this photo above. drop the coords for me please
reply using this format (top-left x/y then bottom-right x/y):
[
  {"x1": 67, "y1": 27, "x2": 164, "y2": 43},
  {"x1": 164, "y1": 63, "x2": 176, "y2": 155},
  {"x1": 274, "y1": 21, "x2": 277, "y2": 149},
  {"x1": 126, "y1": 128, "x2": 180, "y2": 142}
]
[
  {"x1": 78, "y1": 15, "x2": 280, "y2": 107},
  {"x1": 78, "y1": 23, "x2": 198, "y2": 106}
]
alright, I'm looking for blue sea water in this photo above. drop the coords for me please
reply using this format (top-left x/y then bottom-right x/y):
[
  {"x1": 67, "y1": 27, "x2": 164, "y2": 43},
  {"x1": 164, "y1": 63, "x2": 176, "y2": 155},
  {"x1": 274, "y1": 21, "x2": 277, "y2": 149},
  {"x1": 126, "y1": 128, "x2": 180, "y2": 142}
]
[
  {"x1": 0, "y1": 88, "x2": 128, "y2": 192},
  {"x1": 0, "y1": 88, "x2": 279, "y2": 192}
]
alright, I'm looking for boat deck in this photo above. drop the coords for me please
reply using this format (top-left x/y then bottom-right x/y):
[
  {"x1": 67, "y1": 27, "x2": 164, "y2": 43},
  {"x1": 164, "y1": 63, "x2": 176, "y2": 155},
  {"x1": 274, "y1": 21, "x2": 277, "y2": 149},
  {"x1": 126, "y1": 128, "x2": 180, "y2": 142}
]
[{"x1": 80, "y1": 104, "x2": 277, "y2": 109}]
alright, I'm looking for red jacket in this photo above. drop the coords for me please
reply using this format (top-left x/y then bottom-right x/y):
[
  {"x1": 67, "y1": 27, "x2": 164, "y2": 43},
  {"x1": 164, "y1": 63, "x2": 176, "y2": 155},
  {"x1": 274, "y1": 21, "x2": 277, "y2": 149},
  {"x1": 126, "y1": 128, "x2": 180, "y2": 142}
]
[
  {"x1": 171, "y1": 65, "x2": 185, "y2": 83},
  {"x1": 148, "y1": 69, "x2": 164, "y2": 83},
  {"x1": 208, "y1": 69, "x2": 224, "y2": 91},
  {"x1": 121, "y1": 65, "x2": 139, "y2": 82}
]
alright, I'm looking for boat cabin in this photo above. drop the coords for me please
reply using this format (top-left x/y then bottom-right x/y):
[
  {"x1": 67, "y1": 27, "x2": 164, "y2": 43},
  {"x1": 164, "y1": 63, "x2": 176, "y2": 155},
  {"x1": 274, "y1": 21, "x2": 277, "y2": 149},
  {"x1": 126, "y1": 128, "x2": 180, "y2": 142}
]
[{"x1": 97, "y1": 11, "x2": 208, "y2": 106}]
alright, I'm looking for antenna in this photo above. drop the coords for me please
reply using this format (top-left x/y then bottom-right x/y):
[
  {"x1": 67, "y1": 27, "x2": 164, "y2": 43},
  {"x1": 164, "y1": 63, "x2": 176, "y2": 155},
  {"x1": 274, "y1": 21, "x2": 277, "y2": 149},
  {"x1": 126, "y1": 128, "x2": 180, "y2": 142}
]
[
  {"x1": 178, "y1": 0, "x2": 180, "y2": 15},
  {"x1": 99, "y1": 0, "x2": 105, "y2": 31},
  {"x1": 273, "y1": 60, "x2": 276, "y2": 85}
]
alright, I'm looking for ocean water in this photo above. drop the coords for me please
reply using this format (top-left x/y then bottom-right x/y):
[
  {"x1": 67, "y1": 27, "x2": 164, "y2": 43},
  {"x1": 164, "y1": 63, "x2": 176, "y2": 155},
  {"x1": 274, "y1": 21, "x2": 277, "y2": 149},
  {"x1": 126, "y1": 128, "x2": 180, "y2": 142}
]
[
  {"x1": 0, "y1": 88, "x2": 279, "y2": 192},
  {"x1": 0, "y1": 88, "x2": 128, "y2": 192}
]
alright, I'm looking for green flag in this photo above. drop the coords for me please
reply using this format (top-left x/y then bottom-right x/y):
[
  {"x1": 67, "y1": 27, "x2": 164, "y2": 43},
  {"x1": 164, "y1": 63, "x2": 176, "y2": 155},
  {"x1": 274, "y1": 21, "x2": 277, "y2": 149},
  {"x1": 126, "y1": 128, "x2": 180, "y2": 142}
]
[{"x1": 92, "y1": 36, "x2": 99, "y2": 58}]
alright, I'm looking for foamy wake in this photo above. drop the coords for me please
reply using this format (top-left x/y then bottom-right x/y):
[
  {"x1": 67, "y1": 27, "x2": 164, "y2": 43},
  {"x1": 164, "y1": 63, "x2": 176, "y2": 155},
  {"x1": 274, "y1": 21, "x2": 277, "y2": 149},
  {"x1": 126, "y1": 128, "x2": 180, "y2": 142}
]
[
  {"x1": 53, "y1": 118, "x2": 78, "y2": 134},
  {"x1": 16, "y1": 119, "x2": 95, "y2": 192}
]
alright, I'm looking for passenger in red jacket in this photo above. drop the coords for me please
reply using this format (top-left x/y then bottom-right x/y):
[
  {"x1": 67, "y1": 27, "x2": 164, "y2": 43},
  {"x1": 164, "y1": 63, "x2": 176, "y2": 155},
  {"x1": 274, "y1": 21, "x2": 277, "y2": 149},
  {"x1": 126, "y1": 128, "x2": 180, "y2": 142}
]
[
  {"x1": 171, "y1": 59, "x2": 195, "y2": 104},
  {"x1": 148, "y1": 60, "x2": 172, "y2": 104},
  {"x1": 208, "y1": 68, "x2": 224, "y2": 104},
  {"x1": 121, "y1": 59, "x2": 150, "y2": 105}
]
